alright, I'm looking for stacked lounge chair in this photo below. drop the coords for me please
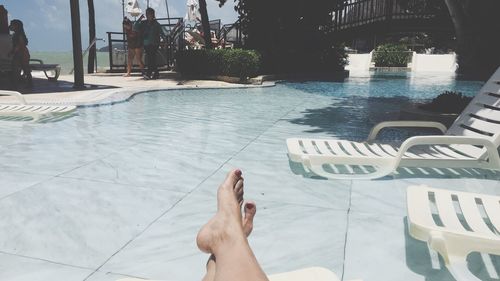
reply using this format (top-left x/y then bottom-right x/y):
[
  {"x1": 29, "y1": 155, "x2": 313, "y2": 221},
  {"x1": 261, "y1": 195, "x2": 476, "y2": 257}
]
[{"x1": 287, "y1": 67, "x2": 500, "y2": 179}]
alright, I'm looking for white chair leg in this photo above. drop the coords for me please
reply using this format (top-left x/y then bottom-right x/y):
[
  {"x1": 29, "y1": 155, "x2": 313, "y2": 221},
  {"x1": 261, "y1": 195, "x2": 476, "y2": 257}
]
[{"x1": 447, "y1": 257, "x2": 482, "y2": 281}]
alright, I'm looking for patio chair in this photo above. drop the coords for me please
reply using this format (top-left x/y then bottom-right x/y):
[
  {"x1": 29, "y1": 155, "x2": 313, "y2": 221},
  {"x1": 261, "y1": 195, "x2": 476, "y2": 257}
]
[
  {"x1": 117, "y1": 266, "x2": 362, "y2": 281},
  {"x1": 0, "y1": 90, "x2": 76, "y2": 121},
  {"x1": 29, "y1": 59, "x2": 61, "y2": 81},
  {"x1": 286, "y1": 67, "x2": 500, "y2": 179},
  {"x1": 407, "y1": 185, "x2": 500, "y2": 281}
]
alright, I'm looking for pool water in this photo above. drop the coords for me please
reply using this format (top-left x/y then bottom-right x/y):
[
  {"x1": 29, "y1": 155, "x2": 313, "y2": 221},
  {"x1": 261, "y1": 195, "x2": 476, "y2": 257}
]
[{"x1": 0, "y1": 72, "x2": 498, "y2": 281}]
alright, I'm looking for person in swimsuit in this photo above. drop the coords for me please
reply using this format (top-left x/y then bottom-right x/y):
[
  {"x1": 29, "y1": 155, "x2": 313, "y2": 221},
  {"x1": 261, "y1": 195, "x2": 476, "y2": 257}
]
[{"x1": 123, "y1": 17, "x2": 144, "y2": 77}]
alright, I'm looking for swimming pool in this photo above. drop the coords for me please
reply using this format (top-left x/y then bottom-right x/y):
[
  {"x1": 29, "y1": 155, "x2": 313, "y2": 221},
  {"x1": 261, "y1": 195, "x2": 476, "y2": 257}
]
[{"x1": 0, "y1": 72, "x2": 497, "y2": 281}]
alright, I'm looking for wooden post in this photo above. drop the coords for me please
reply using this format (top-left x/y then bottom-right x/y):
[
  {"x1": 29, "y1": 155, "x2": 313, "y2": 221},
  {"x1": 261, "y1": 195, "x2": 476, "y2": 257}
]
[
  {"x1": 87, "y1": 0, "x2": 96, "y2": 74},
  {"x1": 70, "y1": 0, "x2": 85, "y2": 88}
]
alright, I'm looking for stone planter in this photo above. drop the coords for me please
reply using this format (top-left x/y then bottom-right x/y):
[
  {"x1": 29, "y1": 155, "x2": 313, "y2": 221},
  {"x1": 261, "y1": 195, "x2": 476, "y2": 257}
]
[
  {"x1": 399, "y1": 104, "x2": 458, "y2": 127},
  {"x1": 259, "y1": 70, "x2": 350, "y2": 82}
]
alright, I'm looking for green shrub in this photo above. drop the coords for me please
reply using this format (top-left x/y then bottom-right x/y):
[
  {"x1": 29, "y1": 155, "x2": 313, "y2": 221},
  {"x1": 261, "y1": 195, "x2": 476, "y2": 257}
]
[
  {"x1": 176, "y1": 49, "x2": 261, "y2": 79},
  {"x1": 372, "y1": 44, "x2": 412, "y2": 67},
  {"x1": 419, "y1": 91, "x2": 472, "y2": 114}
]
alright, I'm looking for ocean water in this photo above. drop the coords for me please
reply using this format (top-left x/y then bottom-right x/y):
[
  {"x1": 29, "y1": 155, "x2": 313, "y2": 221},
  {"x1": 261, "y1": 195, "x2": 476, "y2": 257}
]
[{"x1": 30, "y1": 51, "x2": 110, "y2": 75}]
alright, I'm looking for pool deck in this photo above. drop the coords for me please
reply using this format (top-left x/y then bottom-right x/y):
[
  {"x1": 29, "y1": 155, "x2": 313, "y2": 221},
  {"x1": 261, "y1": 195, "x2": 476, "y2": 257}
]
[
  {"x1": 0, "y1": 73, "x2": 499, "y2": 281},
  {"x1": 0, "y1": 72, "x2": 269, "y2": 106}
]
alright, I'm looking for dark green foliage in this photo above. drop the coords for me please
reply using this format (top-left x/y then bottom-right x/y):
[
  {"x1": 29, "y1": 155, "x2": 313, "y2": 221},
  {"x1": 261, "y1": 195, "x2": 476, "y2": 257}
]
[
  {"x1": 220, "y1": 49, "x2": 261, "y2": 78},
  {"x1": 419, "y1": 91, "x2": 472, "y2": 114},
  {"x1": 372, "y1": 44, "x2": 412, "y2": 67},
  {"x1": 175, "y1": 49, "x2": 261, "y2": 79},
  {"x1": 216, "y1": 0, "x2": 347, "y2": 74}
]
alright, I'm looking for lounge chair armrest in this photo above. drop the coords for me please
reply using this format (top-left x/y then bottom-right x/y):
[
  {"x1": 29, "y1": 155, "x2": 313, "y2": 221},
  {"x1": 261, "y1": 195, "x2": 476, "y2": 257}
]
[
  {"x1": 29, "y1": 59, "x2": 44, "y2": 65},
  {"x1": 397, "y1": 135, "x2": 500, "y2": 167},
  {"x1": 367, "y1": 121, "x2": 447, "y2": 141},
  {"x1": 0, "y1": 90, "x2": 27, "y2": 105}
]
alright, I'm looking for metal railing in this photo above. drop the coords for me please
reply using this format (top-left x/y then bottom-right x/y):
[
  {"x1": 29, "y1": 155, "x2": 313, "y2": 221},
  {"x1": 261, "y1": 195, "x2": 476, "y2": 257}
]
[
  {"x1": 106, "y1": 17, "x2": 184, "y2": 72},
  {"x1": 332, "y1": 0, "x2": 442, "y2": 31}
]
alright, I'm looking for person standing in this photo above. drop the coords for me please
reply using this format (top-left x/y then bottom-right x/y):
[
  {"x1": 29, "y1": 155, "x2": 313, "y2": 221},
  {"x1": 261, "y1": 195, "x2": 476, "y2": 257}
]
[
  {"x1": 136, "y1": 8, "x2": 162, "y2": 80},
  {"x1": 123, "y1": 17, "x2": 144, "y2": 77},
  {"x1": 9, "y1": 19, "x2": 31, "y2": 87}
]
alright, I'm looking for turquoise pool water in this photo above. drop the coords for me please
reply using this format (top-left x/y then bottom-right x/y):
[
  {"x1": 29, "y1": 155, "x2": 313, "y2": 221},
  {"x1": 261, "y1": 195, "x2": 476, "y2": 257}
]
[{"x1": 0, "y1": 72, "x2": 497, "y2": 281}]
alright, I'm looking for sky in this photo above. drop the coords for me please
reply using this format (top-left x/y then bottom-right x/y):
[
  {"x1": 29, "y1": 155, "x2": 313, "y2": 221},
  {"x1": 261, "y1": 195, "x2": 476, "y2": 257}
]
[{"x1": 2, "y1": 0, "x2": 238, "y2": 51}]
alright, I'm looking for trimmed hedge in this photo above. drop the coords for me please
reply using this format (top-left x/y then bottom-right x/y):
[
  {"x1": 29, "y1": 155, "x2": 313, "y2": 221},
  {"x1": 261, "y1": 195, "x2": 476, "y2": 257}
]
[
  {"x1": 176, "y1": 49, "x2": 261, "y2": 79},
  {"x1": 373, "y1": 44, "x2": 412, "y2": 67}
]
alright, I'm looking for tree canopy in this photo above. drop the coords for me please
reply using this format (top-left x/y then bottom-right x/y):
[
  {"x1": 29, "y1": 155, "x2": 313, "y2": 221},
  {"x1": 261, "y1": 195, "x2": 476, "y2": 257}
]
[{"x1": 216, "y1": 0, "x2": 347, "y2": 73}]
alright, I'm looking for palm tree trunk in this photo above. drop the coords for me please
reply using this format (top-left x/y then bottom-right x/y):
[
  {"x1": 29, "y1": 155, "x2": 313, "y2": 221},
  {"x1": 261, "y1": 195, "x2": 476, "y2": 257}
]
[
  {"x1": 87, "y1": 0, "x2": 96, "y2": 74},
  {"x1": 198, "y1": 0, "x2": 212, "y2": 49}
]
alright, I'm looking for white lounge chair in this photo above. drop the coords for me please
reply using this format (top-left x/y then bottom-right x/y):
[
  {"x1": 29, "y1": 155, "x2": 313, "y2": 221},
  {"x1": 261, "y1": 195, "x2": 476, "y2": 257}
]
[
  {"x1": 117, "y1": 266, "x2": 361, "y2": 281},
  {"x1": 407, "y1": 185, "x2": 500, "y2": 281},
  {"x1": 0, "y1": 90, "x2": 76, "y2": 121},
  {"x1": 287, "y1": 67, "x2": 500, "y2": 179}
]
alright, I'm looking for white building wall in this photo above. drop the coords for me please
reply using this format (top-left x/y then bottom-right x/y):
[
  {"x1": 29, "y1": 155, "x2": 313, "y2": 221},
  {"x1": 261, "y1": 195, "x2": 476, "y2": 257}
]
[
  {"x1": 411, "y1": 53, "x2": 457, "y2": 72},
  {"x1": 346, "y1": 53, "x2": 373, "y2": 72}
]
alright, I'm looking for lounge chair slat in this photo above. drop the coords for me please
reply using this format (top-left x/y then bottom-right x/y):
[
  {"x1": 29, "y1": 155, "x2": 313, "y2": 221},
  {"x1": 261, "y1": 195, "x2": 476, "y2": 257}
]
[
  {"x1": 467, "y1": 106, "x2": 500, "y2": 123},
  {"x1": 432, "y1": 145, "x2": 475, "y2": 159},
  {"x1": 302, "y1": 139, "x2": 319, "y2": 155},
  {"x1": 411, "y1": 146, "x2": 443, "y2": 159},
  {"x1": 434, "y1": 191, "x2": 465, "y2": 231},
  {"x1": 457, "y1": 193, "x2": 495, "y2": 236},
  {"x1": 449, "y1": 144, "x2": 487, "y2": 159},
  {"x1": 327, "y1": 140, "x2": 350, "y2": 156},
  {"x1": 481, "y1": 197, "x2": 500, "y2": 232},
  {"x1": 339, "y1": 141, "x2": 367, "y2": 157},
  {"x1": 474, "y1": 91, "x2": 500, "y2": 106},
  {"x1": 454, "y1": 117, "x2": 500, "y2": 138},
  {"x1": 407, "y1": 186, "x2": 436, "y2": 231},
  {"x1": 315, "y1": 140, "x2": 335, "y2": 156},
  {"x1": 353, "y1": 142, "x2": 379, "y2": 157},
  {"x1": 368, "y1": 143, "x2": 395, "y2": 157}
]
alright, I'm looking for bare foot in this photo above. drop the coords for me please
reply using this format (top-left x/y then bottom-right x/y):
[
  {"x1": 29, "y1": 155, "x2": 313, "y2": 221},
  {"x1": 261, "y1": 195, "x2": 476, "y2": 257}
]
[
  {"x1": 123, "y1": 73, "x2": 131, "y2": 77},
  {"x1": 197, "y1": 169, "x2": 248, "y2": 254},
  {"x1": 205, "y1": 201, "x2": 256, "y2": 269}
]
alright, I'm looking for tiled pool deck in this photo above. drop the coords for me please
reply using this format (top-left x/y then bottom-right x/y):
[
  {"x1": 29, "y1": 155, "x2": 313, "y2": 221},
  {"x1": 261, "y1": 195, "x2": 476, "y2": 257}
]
[{"x1": 0, "y1": 75, "x2": 499, "y2": 281}]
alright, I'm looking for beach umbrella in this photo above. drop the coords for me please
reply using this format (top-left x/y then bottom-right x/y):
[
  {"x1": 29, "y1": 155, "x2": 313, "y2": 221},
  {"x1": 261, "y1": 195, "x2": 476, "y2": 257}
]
[
  {"x1": 185, "y1": 0, "x2": 201, "y2": 22},
  {"x1": 126, "y1": 0, "x2": 142, "y2": 17}
]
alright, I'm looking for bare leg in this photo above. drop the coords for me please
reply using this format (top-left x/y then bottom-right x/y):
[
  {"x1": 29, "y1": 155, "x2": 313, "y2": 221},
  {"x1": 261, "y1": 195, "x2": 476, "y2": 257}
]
[
  {"x1": 135, "y1": 48, "x2": 145, "y2": 71},
  {"x1": 202, "y1": 201, "x2": 256, "y2": 281},
  {"x1": 124, "y1": 49, "x2": 134, "y2": 77},
  {"x1": 197, "y1": 169, "x2": 268, "y2": 281}
]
